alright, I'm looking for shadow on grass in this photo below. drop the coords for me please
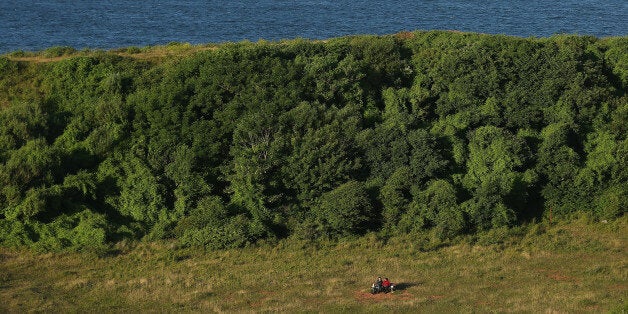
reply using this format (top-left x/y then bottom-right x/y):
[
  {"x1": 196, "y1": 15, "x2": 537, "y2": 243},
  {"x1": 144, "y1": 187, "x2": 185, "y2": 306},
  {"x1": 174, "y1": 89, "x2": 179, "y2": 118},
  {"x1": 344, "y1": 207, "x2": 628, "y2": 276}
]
[
  {"x1": 394, "y1": 282, "x2": 421, "y2": 291},
  {"x1": 196, "y1": 292, "x2": 214, "y2": 300},
  {"x1": 101, "y1": 249, "x2": 124, "y2": 258}
]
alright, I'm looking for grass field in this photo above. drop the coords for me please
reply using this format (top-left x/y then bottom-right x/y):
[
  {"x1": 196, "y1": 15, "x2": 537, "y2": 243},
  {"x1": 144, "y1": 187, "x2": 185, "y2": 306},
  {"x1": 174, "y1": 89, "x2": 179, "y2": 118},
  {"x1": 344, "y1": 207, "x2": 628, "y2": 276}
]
[
  {"x1": 1, "y1": 216, "x2": 626, "y2": 313},
  {"x1": 5, "y1": 42, "x2": 219, "y2": 63}
]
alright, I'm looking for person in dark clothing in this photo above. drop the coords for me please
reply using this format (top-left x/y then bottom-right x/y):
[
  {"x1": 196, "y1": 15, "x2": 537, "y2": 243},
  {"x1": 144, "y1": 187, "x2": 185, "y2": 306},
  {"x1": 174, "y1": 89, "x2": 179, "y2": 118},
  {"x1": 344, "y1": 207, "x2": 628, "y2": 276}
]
[{"x1": 371, "y1": 277, "x2": 383, "y2": 294}]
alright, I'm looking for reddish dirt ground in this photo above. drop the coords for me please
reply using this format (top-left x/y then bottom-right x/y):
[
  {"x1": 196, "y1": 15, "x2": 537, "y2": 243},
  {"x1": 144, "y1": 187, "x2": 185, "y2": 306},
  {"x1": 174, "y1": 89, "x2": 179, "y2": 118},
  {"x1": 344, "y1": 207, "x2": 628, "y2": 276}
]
[{"x1": 544, "y1": 271, "x2": 579, "y2": 283}]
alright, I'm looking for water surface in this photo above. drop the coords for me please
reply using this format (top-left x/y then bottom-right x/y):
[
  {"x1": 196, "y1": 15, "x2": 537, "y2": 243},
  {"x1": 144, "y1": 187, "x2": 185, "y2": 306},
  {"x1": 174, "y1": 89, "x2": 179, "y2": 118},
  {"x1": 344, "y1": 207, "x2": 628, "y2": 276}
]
[{"x1": 1, "y1": 0, "x2": 626, "y2": 53}]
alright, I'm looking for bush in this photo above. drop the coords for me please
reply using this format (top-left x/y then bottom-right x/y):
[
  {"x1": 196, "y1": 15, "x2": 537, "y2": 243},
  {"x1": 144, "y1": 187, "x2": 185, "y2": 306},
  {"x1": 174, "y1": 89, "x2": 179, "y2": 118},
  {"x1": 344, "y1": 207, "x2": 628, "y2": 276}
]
[
  {"x1": 174, "y1": 196, "x2": 256, "y2": 250},
  {"x1": 179, "y1": 214, "x2": 252, "y2": 250},
  {"x1": 69, "y1": 210, "x2": 108, "y2": 249},
  {"x1": 462, "y1": 197, "x2": 516, "y2": 231},
  {"x1": 399, "y1": 180, "x2": 465, "y2": 239},
  {"x1": 43, "y1": 46, "x2": 77, "y2": 58},
  {"x1": 0, "y1": 220, "x2": 36, "y2": 247},
  {"x1": 476, "y1": 226, "x2": 511, "y2": 246},
  {"x1": 30, "y1": 210, "x2": 109, "y2": 252},
  {"x1": 314, "y1": 181, "x2": 374, "y2": 238},
  {"x1": 380, "y1": 167, "x2": 412, "y2": 229},
  {"x1": 0, "y1": 57, "x2": 17, "y2": 74},
  {"x1": 595, "y1": 184, "x2": 628, "y2": 220}
]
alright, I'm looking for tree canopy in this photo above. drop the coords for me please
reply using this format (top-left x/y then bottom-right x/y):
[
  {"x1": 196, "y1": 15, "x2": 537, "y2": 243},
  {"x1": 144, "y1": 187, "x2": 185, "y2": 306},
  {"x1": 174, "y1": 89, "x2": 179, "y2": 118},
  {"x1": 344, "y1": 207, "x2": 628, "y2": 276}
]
[{"x1": 0, "y1": 32, "x2": 626, "y2": 251}]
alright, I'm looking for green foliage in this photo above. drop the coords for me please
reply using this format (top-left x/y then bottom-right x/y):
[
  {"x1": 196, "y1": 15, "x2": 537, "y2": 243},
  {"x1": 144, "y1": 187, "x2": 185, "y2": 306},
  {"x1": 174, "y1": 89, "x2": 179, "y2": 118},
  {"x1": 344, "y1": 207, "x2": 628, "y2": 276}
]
[
  {"x1": 602, "y1": 37, "x2": 628, "y2": 87},
  {"x1": 0, "y1": 101, "x2": 53, "y2": 156},
  {"x1": 173, "y1": 195, "x2": 228, "y2": 233},
  {"x1": 31, "y1": 209, "x2": 108, "y2": 252},
  {"x1": 594, "y1": 184, "x2": 628, "y2": 219},
  {"x1": 398, "y1": 179, "x2": 465, "y2": 240},
  {"x1": 42, "y1": 46, "x2": 78, "y2": 58},
  {"x1": 179, "y1": 214, "x2": 253, "y2": 250},
  {"x1": 229, "y1": 108, "x2": 285, "y2": 226},
  {"x1": 461, "y1": 126, "x2": 530, "y2": 230},
  {"x1": 282, "y1": 103, "x2": 363, "y2": 208},
  {"x1": 380, "y1": 167, "x2": 412, "y2": 229},
  {"x1": 116, "y1": 156, "x2": 167, "y2": 224},
  {"x1": 0, "y1": 32, "x2": 625, "y2": 250},
  {"x1": 314, "y1": 181, "x2": 374, "y2": 238},
  {"x1": 0, "y1": 220, "x2": 36, "y2": 247},
  {"x1": 420, "y1": 180, "x2": 465, "y2": 239},
  {"x1": 175, "y1": 196, "x2": 254, "y2": 249},
  {"x1": 0, "y1": 139, "x2": 62, "y2": 220}
]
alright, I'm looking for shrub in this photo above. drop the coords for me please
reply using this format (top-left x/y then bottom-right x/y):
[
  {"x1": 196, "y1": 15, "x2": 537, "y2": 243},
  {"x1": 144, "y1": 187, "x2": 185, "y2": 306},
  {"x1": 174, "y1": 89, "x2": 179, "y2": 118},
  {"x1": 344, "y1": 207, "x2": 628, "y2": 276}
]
[
  {"x1": 595, "y1": 184, "x2": 628, "y2": 220},
  {"x1": 380, "y1": 167, "x2": 412, "y2": 229},
  {"x1": 30, "y1": 210, "x2": 108, "y2": 252},
  {"x1": 400, "y1": 180, "x2": 465, "y2": 239},
  {"x1": 0, "y1": 220, "x2": 36, "y2": 247},
  {"x1": 43, "y1": 46, "x2": 77, "y2": 58},
  {"x1": 314, "y1": 181, "x2": 374, "y2": 238},
  {"x1": 172, "y1": 195, "x2": 228, "y2": 237},
  {"x1": 179, "y1": 214, "x2": 252, "y2": 250},
  {"x1": 462, "y1": 197, "x2": 516, "y2": 231},
  {"x1": 0, "y1": 57, "x2": 17, "y2": 74}
]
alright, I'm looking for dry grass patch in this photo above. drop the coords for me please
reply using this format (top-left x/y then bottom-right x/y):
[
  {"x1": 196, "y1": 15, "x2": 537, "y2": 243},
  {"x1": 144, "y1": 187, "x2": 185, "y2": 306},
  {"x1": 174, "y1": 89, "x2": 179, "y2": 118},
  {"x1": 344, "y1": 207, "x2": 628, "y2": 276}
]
[{"x1": 4, "y1": 43, "x2": 219, "y2": 64}]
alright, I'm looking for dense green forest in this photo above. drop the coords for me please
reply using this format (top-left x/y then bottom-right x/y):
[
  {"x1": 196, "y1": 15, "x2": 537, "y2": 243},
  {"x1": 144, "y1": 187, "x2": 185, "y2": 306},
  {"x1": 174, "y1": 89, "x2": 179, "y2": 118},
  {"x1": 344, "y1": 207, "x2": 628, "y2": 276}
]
[{"x1": 0, "y1": 31, "x2": 626, "y2": 251}]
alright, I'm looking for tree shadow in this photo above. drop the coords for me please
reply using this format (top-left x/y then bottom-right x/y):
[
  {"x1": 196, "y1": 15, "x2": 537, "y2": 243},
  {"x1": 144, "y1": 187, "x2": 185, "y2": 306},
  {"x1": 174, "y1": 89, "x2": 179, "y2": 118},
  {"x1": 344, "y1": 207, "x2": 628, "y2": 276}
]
[
  {"x1": 99, "y1": 248, "x2": 124, "y2": 258},
  {"x1": 196, "y1": 292, "x2": 214, "y2": 300},
  {"x1": 393, "y1": 282, "x2": 421, "y2": 291}
]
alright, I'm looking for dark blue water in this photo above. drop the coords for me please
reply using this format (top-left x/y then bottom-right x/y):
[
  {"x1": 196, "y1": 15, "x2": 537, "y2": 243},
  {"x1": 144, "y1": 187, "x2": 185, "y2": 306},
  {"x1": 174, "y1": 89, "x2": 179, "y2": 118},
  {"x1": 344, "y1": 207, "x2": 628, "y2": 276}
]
[{"x1": 1, "y1": 0, "x2": 626, "y2": 53}]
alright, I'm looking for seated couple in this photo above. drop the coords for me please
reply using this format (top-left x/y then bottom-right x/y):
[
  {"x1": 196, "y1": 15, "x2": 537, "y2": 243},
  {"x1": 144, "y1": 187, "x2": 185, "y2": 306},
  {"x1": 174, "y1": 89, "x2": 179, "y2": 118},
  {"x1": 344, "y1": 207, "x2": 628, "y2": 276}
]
[{"x1": 371, "y1": 276, "x2": 394, "y2": 294}]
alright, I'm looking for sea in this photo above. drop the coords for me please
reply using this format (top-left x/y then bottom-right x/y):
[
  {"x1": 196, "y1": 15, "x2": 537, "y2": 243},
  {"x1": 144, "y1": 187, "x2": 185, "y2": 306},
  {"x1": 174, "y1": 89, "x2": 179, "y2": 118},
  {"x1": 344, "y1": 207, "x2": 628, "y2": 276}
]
[{"x1": 0, "y1": 0, "x2": 626, "y2": 53}]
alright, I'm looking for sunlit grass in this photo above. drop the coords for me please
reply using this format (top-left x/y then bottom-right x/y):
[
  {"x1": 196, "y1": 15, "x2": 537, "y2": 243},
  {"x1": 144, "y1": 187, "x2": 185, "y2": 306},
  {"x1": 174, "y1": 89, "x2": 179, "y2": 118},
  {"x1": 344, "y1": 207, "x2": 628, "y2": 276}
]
[
  {"x1": 1, "y1": 217, "x2": 626, "y2": 312},
  {"x1": 3, "y1": 37, "x2": 325, "y2": 64},
  {"x1": 3, "y1": 42, "x2": 220, "y2": 64}
]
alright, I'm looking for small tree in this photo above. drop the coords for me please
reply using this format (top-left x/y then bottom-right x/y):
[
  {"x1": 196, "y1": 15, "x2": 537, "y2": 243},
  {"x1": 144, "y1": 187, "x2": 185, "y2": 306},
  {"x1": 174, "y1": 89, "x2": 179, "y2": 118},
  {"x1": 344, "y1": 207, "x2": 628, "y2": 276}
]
[
  {"x1": 315, "y1": 181, "x2": 373, "y2": 238},
  {"x1": 380, "y1": 167, "x2": 412, "y2": 229},
  {"x1": 400, "y1": 179, "x2": 465, "y2": 239}
]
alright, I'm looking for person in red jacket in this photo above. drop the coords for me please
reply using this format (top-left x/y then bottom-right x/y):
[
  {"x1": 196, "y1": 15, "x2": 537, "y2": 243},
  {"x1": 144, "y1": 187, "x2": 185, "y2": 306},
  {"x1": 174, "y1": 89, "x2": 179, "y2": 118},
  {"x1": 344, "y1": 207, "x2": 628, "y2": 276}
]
[{"x1": 382, "y1": 277, "x2": 392, "y2": 293}]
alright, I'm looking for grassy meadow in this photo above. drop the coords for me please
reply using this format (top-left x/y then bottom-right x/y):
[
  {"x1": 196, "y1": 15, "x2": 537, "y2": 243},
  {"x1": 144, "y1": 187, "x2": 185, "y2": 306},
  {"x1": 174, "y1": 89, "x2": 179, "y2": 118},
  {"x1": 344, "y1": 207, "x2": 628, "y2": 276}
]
[{"x1": 1, "y1": 216, "x2": 626, "y2": 313}]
